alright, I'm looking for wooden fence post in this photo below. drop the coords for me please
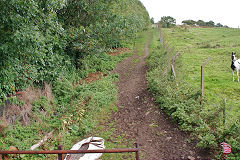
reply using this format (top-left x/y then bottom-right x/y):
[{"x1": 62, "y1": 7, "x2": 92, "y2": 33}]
[
  {"x1": 172, "y1": 52, "x2": 180, "y2": 64},
  {"x1": 201, "y1": 57, "x2": 211, "y2": 98},
  {"x1": 158, "y1": 22, "x2": 162, "y2": 43},
  {"x1": 223, "y1": 98, "x2": 226, "y2": 129},
  {"x1": 171, "y1": 52, "x2": 180, "y2": 79},
  {"x1": 171, "y1": 64, "x2": 177, "y2": 79}
]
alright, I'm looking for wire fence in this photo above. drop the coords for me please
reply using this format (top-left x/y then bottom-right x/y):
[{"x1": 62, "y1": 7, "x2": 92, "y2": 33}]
[
  {"x1": 157, "y1": 23, "x2": 240, "y2": 145},
  {"x1": 0, "y1": 144, "x2": 140, "y2": 160}
]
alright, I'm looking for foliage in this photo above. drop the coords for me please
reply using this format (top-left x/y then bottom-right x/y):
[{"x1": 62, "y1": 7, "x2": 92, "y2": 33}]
[
  {"x1": 182, "y1": 20, "x2": 196, "y2": 26},
  {"x1": 78, "y1": 52, "x2": 132, "y2": 76},
  {"x1": 196, "y1": 20, "x2": 206, "y2": 26},
  {"x1": 0, "y1": 73, "x2": 118, "y2": 159},
  {"x1": 160, "y1": 16, "x2": 176, "y2": 28},
  {"x1": 216, "y1": 23, "x2": 224, "y2": 27},
  {"x1": 57, "y1": 0, "x2": 112, "y2": 28},
  {"x1": 0, "y1": 0, "x2": 150, "y2": 103},
  {"x1": 0, "y1": 0, "x2": 69, "y2": 102},
  {"x1": 150, "y1": 17, "x2": 155, "y2": 24},
  {"x1": 206, "y1": 20, "x2": 215, "y2": 27},
  {"x1": 182, "y1": 19, "x2": 225, "y2": 28}
]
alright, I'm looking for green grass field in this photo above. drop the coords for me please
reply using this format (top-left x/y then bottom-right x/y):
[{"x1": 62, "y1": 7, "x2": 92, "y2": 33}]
[
  {"x1": 163, "y1": 27, "x2": 240, "y2": 127},
  {"x1": 147, "y1": 27, "x2": 239, "y2": 158},
  {"x1": 163, "y1": 27, "x2": 240, "y2": 99}
]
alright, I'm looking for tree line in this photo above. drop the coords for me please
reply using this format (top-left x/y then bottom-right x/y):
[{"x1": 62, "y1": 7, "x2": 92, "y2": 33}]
[
  {"x1": 182, "y1": 19, "x2": 228, "y2": 28},
  {"x1": 160, "y1": 16, "x2": 229, "y2": 28}
]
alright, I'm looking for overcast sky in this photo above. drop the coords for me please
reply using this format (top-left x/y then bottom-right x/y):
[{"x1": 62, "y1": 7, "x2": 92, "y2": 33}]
[{"x1": 140, "y1": 0, "x2": 240, "y2": 28}]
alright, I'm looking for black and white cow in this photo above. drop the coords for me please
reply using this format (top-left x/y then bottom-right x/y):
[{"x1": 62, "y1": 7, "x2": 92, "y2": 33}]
[{"x1": 231, "y1": 52, "x2": 240, "y2": 82}]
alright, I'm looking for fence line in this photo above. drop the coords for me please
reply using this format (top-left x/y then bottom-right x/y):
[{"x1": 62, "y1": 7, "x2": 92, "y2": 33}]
[
  {"x1": 201, "y1": 57, "x2": 211, "y2": 98},
  {"x1": 157, "y1": 23, "x2": 239, "y2": 100},
  {"x1": 0, "y1": 144, "x2": 140, "y2": 160},
  {"x1": 157, "y1": 23, "x2": 239, "y2": 138}
]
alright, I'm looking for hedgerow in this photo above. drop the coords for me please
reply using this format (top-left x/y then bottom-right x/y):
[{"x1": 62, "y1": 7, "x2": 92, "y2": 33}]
[{"x1": 0, "y1": 0, "x2": 150, "y2": 102}]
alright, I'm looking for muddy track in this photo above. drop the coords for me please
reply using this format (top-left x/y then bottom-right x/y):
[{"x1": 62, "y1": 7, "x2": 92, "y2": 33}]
[{"x1": 111, "y1": 35, "x2": 209, "y2": 160}]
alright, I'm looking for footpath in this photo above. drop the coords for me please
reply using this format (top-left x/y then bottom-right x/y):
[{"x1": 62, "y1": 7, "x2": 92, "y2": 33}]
[{"x1": 110, "y1": 35, "x2": 208, "y2": 160}]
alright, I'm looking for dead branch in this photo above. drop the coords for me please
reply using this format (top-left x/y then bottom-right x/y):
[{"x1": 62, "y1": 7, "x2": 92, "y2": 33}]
[{"x1": 30, "y1": 130, "x2": 55, "y2": 150}]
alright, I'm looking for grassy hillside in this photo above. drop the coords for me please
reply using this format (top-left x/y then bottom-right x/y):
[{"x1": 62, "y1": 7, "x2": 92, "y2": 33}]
[
  {"x1": 164, "y1": 27, "x2": 240, "y2": 99},
  {"x1": 163, "y1": 27, "x2": 240, "y2": 130},
  {"x1": 147, "y1": 27, "x2": 240, "y2": 158}
]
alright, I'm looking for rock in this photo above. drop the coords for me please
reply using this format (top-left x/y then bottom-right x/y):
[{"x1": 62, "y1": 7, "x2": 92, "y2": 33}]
[
  {"x1": 188, "y1": 156, "x2": 195, "y2": 160},
  {"x1": 189, "y1": 150, "x2": 194, "y2": 155},
  {"x1": 145, "y1": 111, "x2": 150, "y2": 116},
  {"x1": 166, "y1": 137, "x2": 172, "y2": 141},
  {"x1": 9, "y1": 146, "x2": 18, "y2": 151}
]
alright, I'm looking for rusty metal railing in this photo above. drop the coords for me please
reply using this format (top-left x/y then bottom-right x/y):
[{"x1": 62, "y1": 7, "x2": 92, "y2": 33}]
[{"x1": 0, "y1": 143, "x2": 140, "y2": 160}]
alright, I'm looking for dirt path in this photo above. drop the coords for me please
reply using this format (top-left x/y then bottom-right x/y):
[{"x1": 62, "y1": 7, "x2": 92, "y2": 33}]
[{"x1": 111, "y1": 36, "x2": 209, "y2": 159}]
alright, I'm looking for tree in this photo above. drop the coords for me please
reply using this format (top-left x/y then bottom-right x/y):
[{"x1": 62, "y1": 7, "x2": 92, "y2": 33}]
[
  {"x1": 206, "y1": 20, "x2": 215, "y2": 27},
  {"x1": 182, "y1": 20, "x2": 196, "y2": 26},
  {"x1": 216, "y1": 23, "x2": 223, "y2": 27},
  {"x1": 150, "y1": 17, "x2": 154, "y2": 24},
  {"x1": 160, "y1": 16, "x2": 176, "y2": 28},
  {"x1": 196, "y1": 20, "x2": 206, "y2": 26}
]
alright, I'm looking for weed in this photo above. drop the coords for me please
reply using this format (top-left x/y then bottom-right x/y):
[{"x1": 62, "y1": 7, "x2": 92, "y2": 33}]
[
  {"x1": 149, "y1": 123, "x2": 158, "y2": 128},
  {"x1": 131, "y1": 57, "x2": 140, "y2": 65},
  {"x1": 88, "y1": 103, "x2": 135, "y2": 160}
]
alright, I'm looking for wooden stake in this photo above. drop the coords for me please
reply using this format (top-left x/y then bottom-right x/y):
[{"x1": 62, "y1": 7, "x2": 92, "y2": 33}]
[
  {"x1": 171, "y1": 64, "x2": 176, "y2": 79},
  {"x1": 223, "y1": 98, "x2": 226, "y2": 129},
  {"x1": 30, "y1": 130, "x2": 55, "y2": 150},
  {"x1": 201, "y1": 57, "x2": 211, "y2": 98}
]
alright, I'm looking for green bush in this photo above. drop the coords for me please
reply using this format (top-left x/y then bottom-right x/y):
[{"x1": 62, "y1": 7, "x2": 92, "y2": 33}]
[
  {"x1": 0, "y1": 0, "x2": 68, "y2": 101},
  {"x1": 0, "y1": 0, "x2": 150, "y2": 102}
]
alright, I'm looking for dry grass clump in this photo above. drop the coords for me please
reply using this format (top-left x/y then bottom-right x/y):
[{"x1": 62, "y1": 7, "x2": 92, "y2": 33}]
[{"x1": 0, "y1": 83, "x2": 53, "y2": 127}]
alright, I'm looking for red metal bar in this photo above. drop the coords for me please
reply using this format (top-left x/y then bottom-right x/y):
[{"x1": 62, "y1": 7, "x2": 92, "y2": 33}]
[
  {"x1": 58, "y1": 145, "x2": 63, "y2": 160},
  {"x1": 0, "y1": 148, "x2": 138, "y2": 155},
  {"x1": 135, "y1": 143, "x2": 140, "y2": 160}
]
